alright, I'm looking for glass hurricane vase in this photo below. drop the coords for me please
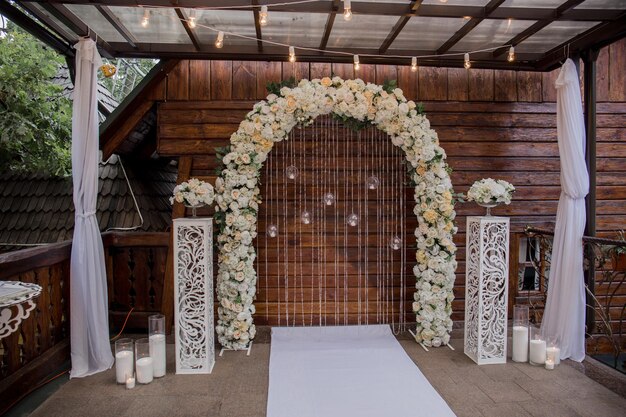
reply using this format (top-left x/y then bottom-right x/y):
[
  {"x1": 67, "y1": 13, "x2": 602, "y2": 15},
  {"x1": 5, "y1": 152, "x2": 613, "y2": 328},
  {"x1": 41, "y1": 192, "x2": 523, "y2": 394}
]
[
  {"x1": 477, "y1": 202, "x2": 498, "y2": 216},
  {"x1": 184, "y1": 203, "x2": 205, "y2": 217}
]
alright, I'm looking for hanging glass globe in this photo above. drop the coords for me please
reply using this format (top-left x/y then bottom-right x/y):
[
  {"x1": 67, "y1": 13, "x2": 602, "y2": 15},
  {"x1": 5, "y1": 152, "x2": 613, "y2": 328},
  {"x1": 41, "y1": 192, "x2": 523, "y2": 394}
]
[
  {"x1": 346, "y1": 213, "x2": 359, "y2": 227},
  {"x1": 285, "y1": 165, "x2": 299, "y2": 180},
  {"x1": 389, "y1": 236, "x2": 402, "y2": 250},
  {"x1": 266, "y1": 224, "x2": 278, "y2": 238},
  {"x1": 366, "y1": 175, "x2": 380, "y2": 190},
  {"x1": 301, "y1": 210, "x2": 312, "y2": 224},
  {"x1": 323, "y1": 192, "x2": 336, "y2": 206}
]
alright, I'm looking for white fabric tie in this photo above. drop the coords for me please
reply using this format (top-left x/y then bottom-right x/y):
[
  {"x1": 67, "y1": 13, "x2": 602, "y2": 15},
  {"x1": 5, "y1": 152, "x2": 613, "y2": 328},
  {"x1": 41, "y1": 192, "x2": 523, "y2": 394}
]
[{"x1": 76, "y1": 211, "x2": 96, "y2": 218}]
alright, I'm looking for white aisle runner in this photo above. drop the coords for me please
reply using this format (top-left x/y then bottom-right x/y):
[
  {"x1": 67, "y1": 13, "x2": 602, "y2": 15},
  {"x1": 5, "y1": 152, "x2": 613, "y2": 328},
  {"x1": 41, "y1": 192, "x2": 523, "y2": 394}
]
[{"x1": 267, "y1": 325, "x2": 456, "y2": 417}]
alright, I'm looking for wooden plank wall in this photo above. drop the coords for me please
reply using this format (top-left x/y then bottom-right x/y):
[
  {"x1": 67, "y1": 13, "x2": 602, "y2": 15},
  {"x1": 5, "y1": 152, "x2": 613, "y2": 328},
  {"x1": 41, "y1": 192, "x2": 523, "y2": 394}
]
[{"x1": 151, "y1": 39, "x2": 626, "y2": 325}]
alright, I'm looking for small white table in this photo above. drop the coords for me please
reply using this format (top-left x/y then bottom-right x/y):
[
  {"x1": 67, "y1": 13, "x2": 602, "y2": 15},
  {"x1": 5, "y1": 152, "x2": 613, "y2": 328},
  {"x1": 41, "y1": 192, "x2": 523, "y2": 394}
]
[{"x1": 0, "y1": 281, "x2": 42, "y2": 340}]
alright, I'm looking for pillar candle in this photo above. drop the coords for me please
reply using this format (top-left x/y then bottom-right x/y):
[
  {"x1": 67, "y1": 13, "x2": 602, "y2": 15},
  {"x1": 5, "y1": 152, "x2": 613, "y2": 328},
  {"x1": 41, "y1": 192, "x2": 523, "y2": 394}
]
[
  {"x1": 115, "y1": 350, "x2": 134, "y2": 384},
  {"x1": 546, "y1": 346, "x2": 560, "y2": 365},
  {"x1": 512, "y1": 325, "x2": 529, "y2": 362},
  {"x1": 126, "y1": 376, "x2": 136, "y2": 389},
  {"x1": 529, "y1": 339, "x2": 546, "y2": 365},
  {"x1": 149, "y1": 334, "x2": 167, "y2": 377},
  {"x1": 136, "y1": 357, "x2": 154, "y2": 384}
]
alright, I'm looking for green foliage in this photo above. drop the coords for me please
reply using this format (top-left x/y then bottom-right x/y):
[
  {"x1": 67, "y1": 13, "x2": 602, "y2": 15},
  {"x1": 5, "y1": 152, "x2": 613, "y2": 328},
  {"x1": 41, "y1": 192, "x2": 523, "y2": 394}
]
[
  {"x1": 0, "y1": 21, "x2": 71, "y2": 176},
  {"x1": 330, "y1": 112, "x2": 370, "y2": 132},
  {"x1": 214, "y1": 145, "x2": 231, "y2": 175},
  {"x1": 266, "y1": 77, "x2": 296, "y2": 95},
  {"x1": 98, "y1": 58, "x2": 157, "y2": 103},
  {"x1": 382, "y1": 79, "x2": 397, "y2": 93}
]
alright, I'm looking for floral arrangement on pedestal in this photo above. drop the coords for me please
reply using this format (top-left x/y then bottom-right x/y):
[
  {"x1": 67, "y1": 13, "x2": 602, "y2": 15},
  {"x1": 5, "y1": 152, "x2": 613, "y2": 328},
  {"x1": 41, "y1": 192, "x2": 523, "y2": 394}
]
[
  {"x1": 467, "y1": 178, "x2": 515, "y2": 205},
  {"x1": 170, "y1": 178, "x2": 215, "y2": 207},
  {"x1": 214, "y1": 76, "x2": 457, "y2": 349}
]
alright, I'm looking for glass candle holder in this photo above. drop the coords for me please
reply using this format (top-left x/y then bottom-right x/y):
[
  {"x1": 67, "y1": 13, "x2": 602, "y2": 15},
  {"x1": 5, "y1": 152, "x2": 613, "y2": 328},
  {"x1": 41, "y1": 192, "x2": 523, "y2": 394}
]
[
  {"x1": 546, "y1": 336, "x2": 560, "y2": 366},
  {"x1": 135, "y1": 338, "x2": 154, "y2": 384},
  {"x1": 545, "y1": 346, "x2": 557, "y2": 370},
  {"x1": 529, "y1": 325, "x2": 546, "y2": 366},
  {"x1": 149, "y1": 314, "x2": 166, "y2": 378},
  {"x1": 115, "y1": 338, "x2": 134, "y2": 384},
  {"x1": 512, "y1": 305, "x2": 529, "y2": 363}
]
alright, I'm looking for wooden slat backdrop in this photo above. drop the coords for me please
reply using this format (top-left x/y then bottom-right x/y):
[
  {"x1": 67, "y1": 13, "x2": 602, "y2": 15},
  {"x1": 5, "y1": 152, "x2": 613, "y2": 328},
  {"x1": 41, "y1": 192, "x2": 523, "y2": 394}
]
[{"x1": 151, "y1": 38, "x2": 625, "y2": 325}]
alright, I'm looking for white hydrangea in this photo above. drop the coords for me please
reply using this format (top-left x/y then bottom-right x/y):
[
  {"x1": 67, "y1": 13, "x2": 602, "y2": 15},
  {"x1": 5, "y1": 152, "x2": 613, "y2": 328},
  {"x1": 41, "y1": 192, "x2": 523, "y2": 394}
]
[{"x1": 467, "y1": 178, "x2": 515, "y2": 205}]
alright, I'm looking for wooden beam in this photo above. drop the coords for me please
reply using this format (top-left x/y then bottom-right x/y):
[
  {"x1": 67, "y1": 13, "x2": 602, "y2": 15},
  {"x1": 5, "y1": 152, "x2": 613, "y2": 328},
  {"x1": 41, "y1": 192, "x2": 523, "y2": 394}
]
[
  {"x1": 102, "y1": 100, "x2": 154, "y2": 159},
  {"x1": 162, "y1": 156, "x2": 193, "y2": 334},
  {"x1": 437, "y1": 0, "x2": 504, "y2": 54},
  {"x1": 17, "y1": 1, "x2": 78, "y2": 43},
  {"x1": 0, "y1": 1, "x2": 74, "y2": 57},
  {"x1": 493, "y1": 0, "x2": 585, "y2": 58},
  {"x1": 32, "y1": 1, "x2": 622, "y2": 21},
  {"x1": 251, "y1": 0, "x2": 264, "y2": 52},
  {"x1": 95, "y1": 4, "x2": 138, "y2": 49},
  {"x1": 378, "y1": 0, "x2": 422, "y2": 54},
  {"x1": 319, "y1": 0, "x2": 339, "y2": 50},
  {"x1": 173, "y1": 7, "x2": 202, "y2": 51},
  {"x1": 38, "y1": 2, "x2": 115, "y2": 58}
]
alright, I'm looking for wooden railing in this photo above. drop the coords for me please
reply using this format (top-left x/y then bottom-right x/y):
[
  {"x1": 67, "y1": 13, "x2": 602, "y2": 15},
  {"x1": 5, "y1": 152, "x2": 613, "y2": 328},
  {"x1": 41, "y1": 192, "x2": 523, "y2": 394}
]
[
  {"x1": 102, "y1": 232, "x2": 169, "y2": 331},
  {"x1": 0, "y1": 241, "x2": 72, "y2": 413},
  {"x1": 514, "y1": 227, "x2": 626, "y2": 370}
]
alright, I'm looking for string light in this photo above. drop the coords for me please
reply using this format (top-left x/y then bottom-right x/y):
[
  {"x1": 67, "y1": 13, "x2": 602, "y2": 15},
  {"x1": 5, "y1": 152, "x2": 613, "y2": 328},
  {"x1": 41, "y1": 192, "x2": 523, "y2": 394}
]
[
  {"x1": 353, "y1": 54, "x2": 360, "y2": 71},
  {"x1": 507, "y1": 46, "x2": 515, "y2": 62},
  {"x1": 188, "y1": 10, "x2": 197, "y2": 29},
  {"x1": 411, "y1": 56, "x2": 417, "y2": 72},
  {"x1": 215, "y1": 31, "x2": 224, "y2": 48},
  {"x1": 259, "y1": 5, "x2": 269, "y2": 26},
  {"x1": 289, "y1": 46, "x2": 296, "y2": 62},
  {"x1": 464, "y1": 52, "x2": 471, "y2": 69},
  {"x1": 141, "y1": 9, "x2": 150, "y2": 28},
  {"x1": 344, "y1": 0, "x2": 352, "y2": 21}
]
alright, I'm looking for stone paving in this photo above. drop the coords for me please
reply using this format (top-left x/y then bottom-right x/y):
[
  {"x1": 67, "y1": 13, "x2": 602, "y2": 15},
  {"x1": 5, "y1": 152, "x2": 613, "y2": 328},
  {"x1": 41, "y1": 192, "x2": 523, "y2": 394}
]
[{"x1": 27, "y1": 337, "x2": 626, "y2": 417}]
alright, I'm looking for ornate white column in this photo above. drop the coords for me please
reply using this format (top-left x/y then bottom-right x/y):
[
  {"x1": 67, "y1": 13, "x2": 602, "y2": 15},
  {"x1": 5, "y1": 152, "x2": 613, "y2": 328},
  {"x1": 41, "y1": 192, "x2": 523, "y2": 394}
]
[
  {"x1": 464, "y1": 216, "x2": 510, "y2": 365},
  {"x1": 173, "y1": 218, "x2": 215, "y2": 374}
]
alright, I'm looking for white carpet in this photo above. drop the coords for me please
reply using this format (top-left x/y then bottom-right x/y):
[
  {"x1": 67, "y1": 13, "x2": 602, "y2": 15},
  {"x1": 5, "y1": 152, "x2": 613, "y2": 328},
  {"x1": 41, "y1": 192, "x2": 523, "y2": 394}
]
[{"x1": 267, "y1": 325, "x2": 456, "y2": 417}]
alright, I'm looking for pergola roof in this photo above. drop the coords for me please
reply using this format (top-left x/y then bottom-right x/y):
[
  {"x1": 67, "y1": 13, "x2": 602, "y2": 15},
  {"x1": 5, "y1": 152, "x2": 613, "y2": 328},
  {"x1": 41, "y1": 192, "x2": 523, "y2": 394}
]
[{"x1": 3, "y1": 0, "x2": 626, "y2": 71}]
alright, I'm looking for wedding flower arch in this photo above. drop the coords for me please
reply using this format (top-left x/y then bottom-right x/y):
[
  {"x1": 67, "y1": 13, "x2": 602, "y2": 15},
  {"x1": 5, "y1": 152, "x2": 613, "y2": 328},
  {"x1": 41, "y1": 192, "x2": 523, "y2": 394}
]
[{"x1": 214, "y1": 77, "x2": 458, "y2": 349}]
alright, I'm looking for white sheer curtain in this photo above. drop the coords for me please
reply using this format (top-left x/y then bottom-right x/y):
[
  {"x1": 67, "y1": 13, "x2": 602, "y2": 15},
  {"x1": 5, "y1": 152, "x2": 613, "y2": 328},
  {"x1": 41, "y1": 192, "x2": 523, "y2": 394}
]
[
  {"x1": 541, "y1": 58, "x2": 589, "y2": 362},
  {"x1": 70, "y1": 38, "x2": 114, "y2": 377}
]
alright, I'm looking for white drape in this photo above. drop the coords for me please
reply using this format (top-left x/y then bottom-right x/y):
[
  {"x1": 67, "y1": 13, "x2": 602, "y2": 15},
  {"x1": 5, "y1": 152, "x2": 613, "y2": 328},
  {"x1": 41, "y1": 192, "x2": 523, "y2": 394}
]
[
  {"x1": 541, "y1": 58, "x2": 589, "y2": 362},
  {"x1": 70, "y1": 38, "x2": 113, "y2": 378}
]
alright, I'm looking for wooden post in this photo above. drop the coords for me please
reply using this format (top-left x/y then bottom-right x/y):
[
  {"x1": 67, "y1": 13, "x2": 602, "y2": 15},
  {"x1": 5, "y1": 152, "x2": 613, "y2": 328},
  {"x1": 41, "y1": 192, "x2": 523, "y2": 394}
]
[
  {"x1": 162, "y1": 156, "x2": 193, "y2": 334},
  {"x1": 582, "y1": 48, "x2": 599, "y2": 335}
]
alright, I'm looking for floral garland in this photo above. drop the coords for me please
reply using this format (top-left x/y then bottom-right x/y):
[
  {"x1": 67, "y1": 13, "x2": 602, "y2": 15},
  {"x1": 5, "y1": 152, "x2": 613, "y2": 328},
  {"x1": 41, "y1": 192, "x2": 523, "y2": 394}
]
[{"x1": 214, "y1": 77, "x2": 457, "y2": 349}]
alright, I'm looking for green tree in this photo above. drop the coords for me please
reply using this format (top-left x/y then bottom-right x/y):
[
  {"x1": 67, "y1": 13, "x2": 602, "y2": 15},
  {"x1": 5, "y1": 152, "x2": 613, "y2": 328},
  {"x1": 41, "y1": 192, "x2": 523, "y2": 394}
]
[{"x1": 0, "y1": 20, "x2": 72, "y2": 176}]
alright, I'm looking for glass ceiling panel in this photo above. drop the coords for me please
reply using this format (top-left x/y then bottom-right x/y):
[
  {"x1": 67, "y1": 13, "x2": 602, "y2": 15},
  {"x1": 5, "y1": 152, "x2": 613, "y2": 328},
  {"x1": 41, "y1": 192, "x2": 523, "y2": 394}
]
[
  {"x1": 450, "y1": 18, "x2": 536, "y2": 52},
  {"x1": 576, "y1": 0, "x2": 626, "y2": 8},
  {"x1": 65, "y1": 5, "x2": 126, "y2": 42},
  {"x1": 111, "y1": 7, "x2": 190, "y2": 44},
  {"x1": 194, "y1": 10, "x2": 257, "y2": 47},
  {"x1": 261, "y1": 12, "x2": 327, "y2": 47},
  {"x1": 516, "y1": 21, "x2": 600, "y2": 53},
  {"x1": 328, "y1": 14, "x2": 398, "y2": 49},
  {"x1": 501, "y1": 0, "x2": 563, "y2": 6},
  {"x1": 24, "y1": 2, "x2": 79, "y2": 42},
  {"x1": 391, "y1": 16, "x2": 467, "y2": 51}
]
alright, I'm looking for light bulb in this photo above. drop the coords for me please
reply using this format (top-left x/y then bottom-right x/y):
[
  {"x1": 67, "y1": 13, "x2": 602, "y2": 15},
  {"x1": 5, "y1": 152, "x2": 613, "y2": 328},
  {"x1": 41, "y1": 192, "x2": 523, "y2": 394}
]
[
  {"x1": 344, "y1": 0, "x2": 352, "y2": 21},
  {"x1": 266, "y1": 224, "x2": 278, "y2": 238},
  {"x1": 411, "y1": 57, "x2": 417, "y2": 72},
  {"x1": 366, "y1": 175, "x2": 380, "y2": 190},
  {"x1": 259, "y1": 5, "x2": 268, "y2": 27},
  {"x1": 507, "y1": 46, "x2": 515, "y2": 62},
  {"x1": 285, "y1": 165, "x2": 299, "y2": 180},
  {"x1": 346, "y1": 213, "x2": 359, "y2": 227},
  {"x1": 301, "y1": 211, "x2": 312, "y2": 225},
  {"x1": 323, "y1": 192, "x2": 336, "y2": 206},
  {"x1": 188, "y1": 16, "x2": 197, "y2": 29},
  {"x1": 389, "y1": 236, "x2": 402, "y2": 251},
  {"x1": 464, "y1": 52, "x2": 471, "y2": 69},
  {"x1": 141, "y1": 9, "x2": 149, "y2": 28},
  {"x1": 215, "y1": 31, "x2": 224, "y2": 49},
  {"x1": 289, "y1": 46, "x2": 296, "y2": 63},
  {"x1": 353, "y1": 54, "x2": 360, "y2": 71}
]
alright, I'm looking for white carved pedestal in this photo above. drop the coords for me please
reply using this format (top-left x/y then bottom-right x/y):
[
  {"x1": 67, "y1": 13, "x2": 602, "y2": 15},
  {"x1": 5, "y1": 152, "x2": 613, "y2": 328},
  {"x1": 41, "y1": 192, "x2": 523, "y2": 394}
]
[
  {"x1": 173, "y1": 218, "x2": 215, "y2": 374},
  {"x1": 0, "y1": 282, "x2": 42, "y2": 340},
  {"x1": 464, "y1": 216, "x2": 510, "y2": 365}
]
